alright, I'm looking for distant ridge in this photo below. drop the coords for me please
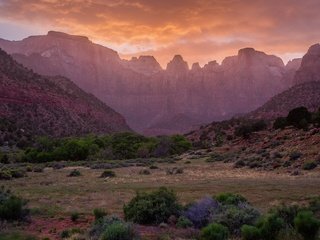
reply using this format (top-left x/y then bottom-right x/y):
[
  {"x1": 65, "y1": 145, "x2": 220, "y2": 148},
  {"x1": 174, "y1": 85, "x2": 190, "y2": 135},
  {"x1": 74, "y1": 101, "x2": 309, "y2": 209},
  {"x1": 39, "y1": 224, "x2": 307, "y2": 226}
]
[{"x1": 0, "y1": 48, "x2": 131, "y2": 139}]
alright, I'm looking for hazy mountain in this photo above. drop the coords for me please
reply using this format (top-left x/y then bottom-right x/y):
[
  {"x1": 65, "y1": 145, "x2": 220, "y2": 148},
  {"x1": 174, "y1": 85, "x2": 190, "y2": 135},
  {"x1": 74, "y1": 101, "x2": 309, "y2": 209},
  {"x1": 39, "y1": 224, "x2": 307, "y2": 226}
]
[
  {"x1": 0, "y1": 31, "x2": 301, "y2": 134},
  {"x1": 294, "y1": 43, "x2": 320, "y2": 85},
  {"x1": 0, "y1": 48, "x2": 130, "y2": 140}
]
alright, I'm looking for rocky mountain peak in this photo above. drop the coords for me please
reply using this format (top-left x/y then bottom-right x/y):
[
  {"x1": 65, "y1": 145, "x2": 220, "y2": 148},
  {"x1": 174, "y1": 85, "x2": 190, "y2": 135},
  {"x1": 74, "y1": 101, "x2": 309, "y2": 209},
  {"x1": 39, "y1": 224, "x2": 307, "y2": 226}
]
[
  {"x1": 191, "y1": 62, "x2": 201, "y2": 71},
  {"x1": 123, "y1": 55, "x2": 162, "y2": 75},
  {"x1": 294, "y1": 43, "x2": 320, "y2": 84},
  {"x1": 166, "y1": 55, "x2": 189, "y2": 75},
  {"x1": 47, "y1": 31, "x2": 90, "y2": 42}
]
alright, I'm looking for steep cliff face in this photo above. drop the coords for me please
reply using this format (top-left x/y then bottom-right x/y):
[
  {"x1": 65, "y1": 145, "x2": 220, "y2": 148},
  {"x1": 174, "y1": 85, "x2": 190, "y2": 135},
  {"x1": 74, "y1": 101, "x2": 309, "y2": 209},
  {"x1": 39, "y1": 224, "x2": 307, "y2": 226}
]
[
  {"x1": 0, "y1": 32, "x2": 299, "y2": 134},
  {"x1": 0, "y1": 48, "x2": 131, "y2": 138},
  {"x1": 294, "y1": 44, "x2": 320, "y2": 85}
]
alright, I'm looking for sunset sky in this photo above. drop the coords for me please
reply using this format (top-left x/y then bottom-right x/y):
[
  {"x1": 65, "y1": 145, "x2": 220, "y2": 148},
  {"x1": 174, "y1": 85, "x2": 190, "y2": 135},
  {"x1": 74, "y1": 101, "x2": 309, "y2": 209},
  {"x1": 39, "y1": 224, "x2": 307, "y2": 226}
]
[{"x1": 0, "y1": 0, "x2": 319, "y2": 67}]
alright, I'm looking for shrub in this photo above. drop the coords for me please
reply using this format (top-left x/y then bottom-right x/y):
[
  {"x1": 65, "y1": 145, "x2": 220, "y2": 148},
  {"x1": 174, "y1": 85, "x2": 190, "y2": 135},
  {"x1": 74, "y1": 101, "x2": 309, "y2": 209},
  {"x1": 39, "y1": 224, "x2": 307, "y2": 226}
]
[
  {"x1": 176, "y1": 216, "x2": 193, "y2": 228},
  {"x1": 94, "y1": 208, "x2": 107, "y2": 221},
  {"x1": 0, "y1": 170, "x2": 12, "y2": 180},
  {"x1": 0, "y1": 186, "x2": 29, "y2": 221},
  {"x1": 273, "y1": 117, "x2": 288, "y2": 130},
  {"x1": 302, "y1": 161, "x2": 317, "y2": 170},
  {"x1": 214, "y1": 203, "x2": 260, "y2": 235},
  {"x1": 123, "y1": 187, "x2": 180, "y2": 224},
  {"x1": 68, "y1": 169, "x2": 81, "y2": 177},
  {"x1": 89, "y1": 215, "x2": 138, "y2": 240},
  {"x1": 294, "y1": 211, "x2": 320, "y2": 240},
  {"x1": 90, "y1": 215, "x2": 122, "y2": 239},
  {"x1": 100, "y1": 170, "x2": 116, "y2": 178},
  {"x1": 0, "y1": 154, "x2": 9, "y2": 164},
  {"x1": 139, "y1": 169, "x2": 151, "y2": 175},
  {"x1": 184, "y1": 197, "x2": 220, "y2": 228},
  {"x1": 71, "y1": 212, "x2": 80, "y2": 222},
  {"x1": 289, "y1": 152, "x2": 302, "y2": 161},
  {"x1": 215, "y1": 193, "x2": 247, "y2": 205},
  {"x1": 149, "y1": 165, "x2": 158, "y2": 169},
  {"x1": 241, "y1": 225, "x2": 261, "y2": 240},
  {"x1": 101, "y1": 222, "x2": 137, "y2": 240},
  {"x1": 257, "y1": 213, "x2": 284, "y2": 240},
  {"x1": 235, "y1": 120, "x2": 267, "y2": 138},
  {"x1": 286, "y1": 107, "x2": 311, "y2": 128},
  {"x1": 200, "y1": 223, "x2": 229, "y2": 240}
]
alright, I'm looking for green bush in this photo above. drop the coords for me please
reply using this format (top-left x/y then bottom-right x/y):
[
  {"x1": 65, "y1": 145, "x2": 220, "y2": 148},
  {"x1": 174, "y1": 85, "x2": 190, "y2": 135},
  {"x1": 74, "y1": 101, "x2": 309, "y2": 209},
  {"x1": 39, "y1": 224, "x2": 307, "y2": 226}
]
[
  {"x1": 94, "y1": 208, "x2": 107, "y2": 221},
  {"x1": 294, "y1": 211, "x2": 320, "y2": 240},
  {"x1": 176, "y1": 216, "x2": 193, "y2": 228},
  {"x1": 241, "y1": 225, "x2": 261, "y2": 240},
  {"x1": 0, "y1": 186, "x2": 29, "y2": 221},
  {"x1": 302, "y1": 161, "x2": 317, "y2": 170},
  {"x1": 273, "y1": 117, "x2": 288, "y2": 130},
  {"x1": 71, "y1": 212, "x2": 80, "y2": 222},
  {"x1": 101, "y1": 222, "x2": 137, "y2": 240},
  {"x1": 215, "y1": 193, "x2": 247, "y2": 205},
  {"x1": 68, "y1": 169, "x2": 81, "y2": 177},
  {"x1": 200, "y1": 223, "x2": 229, "y2": 240},
  {"x1": 100, "y1": 170, "x2": 116, "y2": 178},
  {"x1": 0, "y1": 233, "x2": 37, "y2": 240},
  {"x1": 287, "y1": 107, "x2": 311, "y2": 129},
  {"x1": 123, "y1": 187, "x2": 181, "y2": 224},
  {"x1": 257, "y1": 213, "x2": 284, "y2": 240}
]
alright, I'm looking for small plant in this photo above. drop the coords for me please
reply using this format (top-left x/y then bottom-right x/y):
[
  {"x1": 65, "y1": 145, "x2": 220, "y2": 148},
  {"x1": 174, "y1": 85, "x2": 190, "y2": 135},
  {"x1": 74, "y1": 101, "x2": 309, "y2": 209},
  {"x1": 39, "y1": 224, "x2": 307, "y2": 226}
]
[
  {"x1": 257, "y1": 213, "x2": 284, "y2": 240},
  {"x1": 290, "y1": 152, "x2": 302, "y2": 161},
  {"x1": 214, "y1": 193, "x2": 247, "y2": 205},
  {"x1": 241, "y1": 225, "x2": 261, "y2": 240},
  {"x1": 176, "y1": 216, "x2": 193, "y2": 228},
  {"x1": 71, "y1": 212, "x2": 80, "y2": 222},
  {"x1": 184, "y1": 197, "x2": 219, "y2": 228},
  {"x1": 68, "y1": 169, "x2": 81, "y2": 177},
  {"x1": 101, "y1": 222, "x2": 137, "y2": 240},
  {"x1": 200, "y1": 223, "x2": 229, "y2": 240},
  {"x1": 60, "y1": 230, "x2": 71, "y2": 239},
  {"x1": 94, "y1": 208, "x2": 107, "y2": 221},
  {"x1": 294, "y1": 211, "x2": 320, "y2": 240},
  {"x1": 149, "y1": 165, "x2": 158, "y2": 169},
  {"x1": 302, "y1": 161, "x2": 317, "y2": 170},
  {"x1": 139, "y1": 169, "x2": 151, "y2": 175},
  {"x1": 0, "y1": 186, "x2": 29, "y2": 221},
  {"x1": 100, "y1": 170, "x2": 116, "y2": 178}
]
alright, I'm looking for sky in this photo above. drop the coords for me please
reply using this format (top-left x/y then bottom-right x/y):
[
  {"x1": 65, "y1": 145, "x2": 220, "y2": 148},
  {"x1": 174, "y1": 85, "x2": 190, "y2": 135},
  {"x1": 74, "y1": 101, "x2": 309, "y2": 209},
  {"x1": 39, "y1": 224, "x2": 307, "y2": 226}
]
[{"x1": 0, "y1": 0, "x2": 319, "y2": 67}]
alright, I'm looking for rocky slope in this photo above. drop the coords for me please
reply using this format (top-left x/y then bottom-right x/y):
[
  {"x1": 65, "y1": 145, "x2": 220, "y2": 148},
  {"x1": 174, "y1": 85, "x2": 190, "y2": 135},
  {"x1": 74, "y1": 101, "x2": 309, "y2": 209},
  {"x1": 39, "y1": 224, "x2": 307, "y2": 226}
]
[
  {"x1": 250, "y1": 81, "x2": 320, "y2": 119},
  {"x1": 0, "y1": 31, "x2": 302, "y2": 134},
  {"x1": 0, "y1": 48, "x2": 130, "y2": 142}
]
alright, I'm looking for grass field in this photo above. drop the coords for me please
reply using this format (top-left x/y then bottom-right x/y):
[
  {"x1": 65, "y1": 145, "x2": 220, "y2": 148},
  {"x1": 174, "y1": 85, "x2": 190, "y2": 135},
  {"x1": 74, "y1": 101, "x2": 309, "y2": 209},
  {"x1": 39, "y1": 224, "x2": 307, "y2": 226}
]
[{"x1": 3, "y1": 158, "x2": 320, "y2": 218}]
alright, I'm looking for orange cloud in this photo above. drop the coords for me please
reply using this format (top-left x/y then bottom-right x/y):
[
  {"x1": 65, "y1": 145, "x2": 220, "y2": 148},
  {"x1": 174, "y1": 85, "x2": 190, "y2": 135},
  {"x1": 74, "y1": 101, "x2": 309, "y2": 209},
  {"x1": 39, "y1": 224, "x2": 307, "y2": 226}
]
[{"x1": 0, "y1": 0, "x2": 319, "y2": 66}]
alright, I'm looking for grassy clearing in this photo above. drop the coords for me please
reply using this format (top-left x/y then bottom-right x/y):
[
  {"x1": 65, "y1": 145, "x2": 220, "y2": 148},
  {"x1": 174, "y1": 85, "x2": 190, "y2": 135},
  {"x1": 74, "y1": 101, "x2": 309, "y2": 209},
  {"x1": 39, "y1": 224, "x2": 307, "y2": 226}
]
[{"x1": 2, "y1": 159, "x2": 320, "y2": 217}]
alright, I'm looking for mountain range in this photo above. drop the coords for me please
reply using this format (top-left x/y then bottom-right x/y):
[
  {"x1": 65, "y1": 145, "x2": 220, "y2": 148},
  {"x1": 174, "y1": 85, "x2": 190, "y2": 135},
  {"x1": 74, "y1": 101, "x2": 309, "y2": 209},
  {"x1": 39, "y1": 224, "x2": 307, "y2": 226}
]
[
  {"x1": 0, "y1": 31, "x2": 305, "y2": 135},
  {"x1": 0, "y1": 47, "x2": 130, "y2": 143}
]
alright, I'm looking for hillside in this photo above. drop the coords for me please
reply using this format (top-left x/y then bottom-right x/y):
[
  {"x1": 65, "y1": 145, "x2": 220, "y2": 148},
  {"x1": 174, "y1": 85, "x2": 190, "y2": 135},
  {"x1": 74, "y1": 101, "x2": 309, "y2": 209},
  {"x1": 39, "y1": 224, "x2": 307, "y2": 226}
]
[
  {"x1": 250, "y1": 81, "x2": 320, "y2": 119},
  {"x1": 0, "y1": 48, "x2": 131, "y2": 144}
]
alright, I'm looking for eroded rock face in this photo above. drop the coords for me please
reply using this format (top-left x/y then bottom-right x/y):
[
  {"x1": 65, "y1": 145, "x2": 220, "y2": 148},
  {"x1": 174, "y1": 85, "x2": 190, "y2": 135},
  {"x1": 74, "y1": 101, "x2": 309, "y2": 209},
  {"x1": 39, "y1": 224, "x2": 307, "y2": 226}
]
[
  {"x1": 294, "y1": 44, "x2": 320, "y2": 84},
  {"x1": 122, "y1": 56, "x2": 162, "y2": 75},
  {"x1": 0, "y1": 48, "x2": 131, "y2": 137},
  {"x1": 0, "y1": 32, "x2": 301, "y2": 134}
]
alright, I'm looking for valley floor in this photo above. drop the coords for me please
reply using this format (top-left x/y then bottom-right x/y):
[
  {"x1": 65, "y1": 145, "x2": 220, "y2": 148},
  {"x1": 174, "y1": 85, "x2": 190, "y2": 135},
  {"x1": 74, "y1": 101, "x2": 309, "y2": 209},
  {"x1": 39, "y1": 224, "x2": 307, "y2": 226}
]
[{"x1": 1, "y1": 158, "x2": 320, "y2": 239}]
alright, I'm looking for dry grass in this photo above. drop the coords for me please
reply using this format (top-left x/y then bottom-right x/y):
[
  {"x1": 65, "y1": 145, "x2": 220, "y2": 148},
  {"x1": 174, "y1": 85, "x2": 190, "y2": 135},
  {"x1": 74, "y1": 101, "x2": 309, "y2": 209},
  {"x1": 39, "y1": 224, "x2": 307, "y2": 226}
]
[{"x1": 2, "y1": 159, "x2": 320, "y2": 217}]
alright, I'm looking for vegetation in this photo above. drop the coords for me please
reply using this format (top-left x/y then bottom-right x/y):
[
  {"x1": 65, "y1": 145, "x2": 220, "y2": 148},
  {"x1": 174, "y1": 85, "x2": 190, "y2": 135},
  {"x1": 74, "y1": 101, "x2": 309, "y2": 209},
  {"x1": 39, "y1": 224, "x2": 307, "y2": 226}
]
[
  {"x1": 123, "y1": 187, "x2": 181, "y2": 224},
  {"x1": 235, "y1": 120, "x2": 267, "y2": 138},
  {"x1": 0, "y1": 186, "x2": 29, "y2": 221},
  {"x1": 200, "y1": 223, "x2": 229, "y2": 240},
  {"x1": 21, "y1": 133, "x2": 191, "y2": 163}
]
